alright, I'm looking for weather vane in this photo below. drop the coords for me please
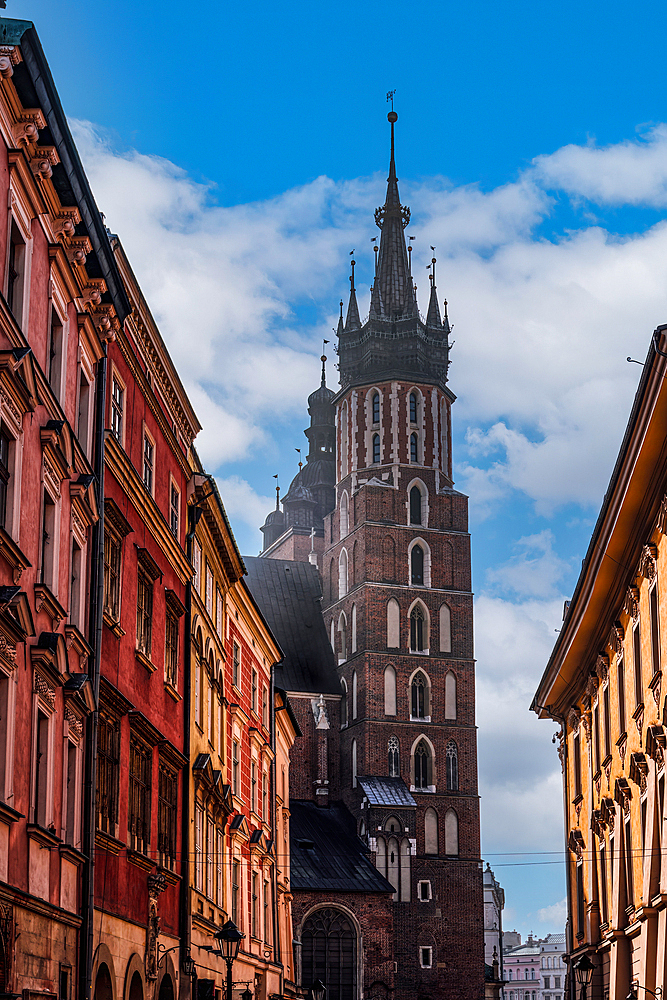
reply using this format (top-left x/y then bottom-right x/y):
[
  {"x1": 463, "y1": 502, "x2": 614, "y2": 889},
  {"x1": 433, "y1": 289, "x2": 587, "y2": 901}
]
[{"x1": 386, "y1": 89, "x2": 396, "y2": 110}]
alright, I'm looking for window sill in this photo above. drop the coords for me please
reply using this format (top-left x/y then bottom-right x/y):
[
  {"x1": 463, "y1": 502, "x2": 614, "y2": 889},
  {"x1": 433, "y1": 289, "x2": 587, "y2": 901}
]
[
  {"x1": 410, "y1": 715, "x2": 431, "y2": 723},
  {"x1": 95, "y1": 829, "x2": 124, "y2": 855},
  {"x1": 27, "y1": 823, "x2": 61, "y2": 848},
  {"x1": 127, "y1": 848, "x2": 155, "y2": 871},
  {"x1": 103, "y1": 610, "x2": 125, "y2": 638},
  {"x1": 410, "y1": 785, "x2": 436, "y2": 794},
  {"x1": 0, "y1": 800, "x2": 23, "y2": 824},
  {"x1": 60, "y1": 843, "x2": 86, "y2": 865},
  {"x1": 410, "y1": 648, "x2": 430, "y2": 655},
  {"x1": 34, "y1": 583, "x2": 67, "y2": 631},
  {"x1": 164, "y1": 680, "x2": 181, "y2": 702},
  {"x1": 136, "y1": 649, "x2": 157, "y2": 673},
  {"x1": 0, "y1": 524, "x2": 31, "y2": 585}
]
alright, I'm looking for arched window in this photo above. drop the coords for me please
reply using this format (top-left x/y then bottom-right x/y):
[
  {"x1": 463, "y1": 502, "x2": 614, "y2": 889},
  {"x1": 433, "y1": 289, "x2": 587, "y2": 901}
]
[
  {"x1": 388, "y1": 736, "x2": 399, "y2": 777},
  {"x1": 329, "y1": 559, "x2": 336, "y2": 603},
  {"x1": 414, "y1": 740, "x2": 431, "y2": 789},
  {"x1": 446, "y1": 740, "x2": 458, "y2": 791},
  {"x1": 424, "y1": 806, "x2": 438, "y2": 854},
  {"x1": 444, "y1": 808, "x2": 459, "y2": 855},
  {"x1": 411, "y1": 545, "x2": 424, "y2": 585},
  {"x1": 301, "y1": 907, "x2": 357, "y2": 1000},
  {"x1": 93, "y1": 965, "x2": 113, "y2": 1000},
  {"x1": 373, "y1": 433, "x2": 380, "y2": 464},
  {"x1": 445, "y1": 671, "x2": 457, "y2": 720},
  {"x1": 352, "y1": 671, "x2": 357, "y2": 720},
  {"x1": 340, "y1": 401, "x2": 349, "y2": 479},
  {"x1": 411, "y1": 671, "x2": 428, "y2": 719},
  {"x1": 387, "y1": 835, "x2": 399, "y2": 896},
  {"x1": 351, "y1": 603, "x2": 357, "y2": 653},
  {"x1": 338, "y1": 613, "x2": 347, "y2": 662},
  {"x1": 340, "y1": 679, "x2": 348, "y2": 728},
  {"x1": 382, "y1": 535, "x2": 396, "y2": 581},
  {"x1": 359, "y1": 819, "x2": 366, "y2": 839},
  {"x1": 410, "y1": 391, "x2": 418, "y2": 424},
  {"x1": 410, "y1": 433, "x2": 418, "y2": 463},
  {"x1": 338, "y1": 549, "x2": 348, "y2": 598},
  {"x1": 340, "y1": 492, "x2": 349, "y2": 539},
  {"x1": 372, "y1": 392, "x2": 380, "y2": 424},
  {"x1": 410, "y1": 485, "x2": 422, "y2": 525},
  {"x1": 384, "y1": 665, "x2": 396, "y2": 715},
  {"x1": 440, "y1": 603, "x2": 452, "y2": 653},
  {"x1": 351, "y1": 739, "x2": 357, "y2": 788},
  {"x1": 387, "y1": 599, "x2": 400, "y2": 648},
  {"x1": 330, "y1": 619, "x2": 335, "y2": 652},
  {"x1": 410, "y1": 605, "x2": 425, "y2": 652}
]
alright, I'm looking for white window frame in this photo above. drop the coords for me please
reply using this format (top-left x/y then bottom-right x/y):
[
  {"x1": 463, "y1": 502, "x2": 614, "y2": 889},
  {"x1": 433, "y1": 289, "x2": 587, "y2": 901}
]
[
  {"x1": 142, "y1": 425, "x2": 155, "y2": 497},
  {"x1": 5, "y1": 191, "x2": 33, "y2": 333},
  {"x1": 417, "y1": 879, "x2": 432, "y2": 902},
  {"x1": 110, "y1": 367, "x2": 126, "y2": 448},
  {"x1": 419, "y1": 946, "x2": 433, "y2": 969}
]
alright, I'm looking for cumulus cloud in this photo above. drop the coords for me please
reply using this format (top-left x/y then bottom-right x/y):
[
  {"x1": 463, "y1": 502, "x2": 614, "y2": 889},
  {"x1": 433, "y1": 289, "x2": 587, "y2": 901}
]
[{"x1": 536, "y1": 898, "x2": 567, "y2": 926}]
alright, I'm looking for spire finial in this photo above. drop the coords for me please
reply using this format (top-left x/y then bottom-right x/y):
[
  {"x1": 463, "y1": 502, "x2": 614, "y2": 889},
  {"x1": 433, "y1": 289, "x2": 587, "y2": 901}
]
[
  {"x1": 295, "y1": 448, "x2": 303, "y2": 472},
  {"x1": 321, "y1": 339, "x2": 329, "y2": 386},
  {"x1": 273, "y1": 474, "x2": 280, "y2": 510},
  {"x1": 350, "y1": 257, "x2": 356, "y2": 292},
  {"x1": 426, "y1": 255, "x2": 442, "y2": 328}
]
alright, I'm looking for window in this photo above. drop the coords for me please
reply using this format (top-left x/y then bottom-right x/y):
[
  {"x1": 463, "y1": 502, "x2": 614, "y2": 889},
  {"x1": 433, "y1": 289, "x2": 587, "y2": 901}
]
[
  {"x1": 387, "y1": 598, "x2": 400, "y2": 648},
  {"x1": 340, "y1": 679, "x2": 348, "y2": 728},
  {"x1": 352, "y1": 670, "x2": 358, "y2": 719},
  {"x1": 424, "y1": 806, "x2": 438, "y2": 854},
  {"x1": 232, "y1": 739, "x2": 240, "y2": 796},
  {"x1": 372, "y1": 392, "x2": 380, "y2": 424},
  {"x1": 603, "y1": 684, "x2": 611, "y2": 757},
  {"x1": 444, "y1": 808, "x2": 458, "y2": 854},
  {"x1": 195, "y1": 802, "x2": 203, "y2": 891},
  {"x1": 384, "y1": 665, "x2": 396, "y2": 715},
  {"x1": 77, "y1": 369, "x2": 92, "y2": 456},
  {"x1": 232, "y1": 859, "x2": 240, "y2": 925},
  {"x1": 33, "y1": 707, "x2": 51, "y2": 827},
  {"x1": 193, "y1": 537, "x2": 202, "y2": 593},
  {"x1": 440, "y1": 603, "x2": 452, "y2": 654},
  {"x1": 0, "y1": 424, "x2": 11, "y2": 530},
  {"x1": 410, "y1": 392, "x2": 418, "y2": 424},
  {"x1": 544, "y1": 979, "x2": 551, "y2": 989},
  {"x1": 262, "y1": 770, "x2": 267, "y2": 820},
  {"x1": 410, "y1": 605, "x2": 425, "y2": 652},
  {"x1": 206, "y1": 564, "x2": 214, "y2": 617},
  {"x1": 165, "y1": 609, "x2": 178, "y2": 688},
  {"x1": 411, "y1": 545, "x2": 424, "y2": 585},
  {"x1": 339, "y1": 548, "x2": 348, "y2": 598},
  {"x1": 411, "y1": 672, "x2": 428, "y2": 719},
  {"x1": 262, "y1": 685, "x2": 269, "y2": 729},
  {"x1": 251, "y1": 669, "x2": 258, "y2": 713},
  {"x1": 388, "y1": 736, "x2": 399, "y2": 777},
  {"x1": 420, "y1": 947, "x2": 432, "y2": 969},
  {"x1": 573, "y1": 731, "x2": 581, "y2": 798},
  {"x1": 216, "y1": 827, "x2": 224, "y2": 907},
  {"x1": 251, "y1": 759, "x2": 257, "y2": 813},
  {"x1": 593, "y1": 703, "x2": 600, "y2": 774},
  {"x1": 576, "y1": 861, "x2": 584, "y2": 933},
  {"x1": 446, "y1": 740, "x2": 458, "y2": 790},
  {"x1": 170, "y1": 483, "x2": 180, "y2": 538},
  {"x1": 410, "y1": 433, "x2": 418, "y2": 463},
  {"x1": 372, "y1": 433, "x2": 380, "y2": 464},
  {"x1": 97, "y1": 714, "x2": 119, "y2": 834},
  {"x1": 136, "y1": 568, "x2": 153, "y2": 659},
  {"x1": 111, "y1": 376, "x2": 124, "y2": 444},
  {"x1": 618, "y1": 657, "x2": 626, "y2": 734},
  {"x1": 410, "y1": 485, "x2": 422, "y2": 525},
  {"x1": 233, "y1": 641, "x2": 240, "y2": 687},
  {"x1": 650, "y1": 585, "x2": 660, "y2": 673},
  {"x1": 158, "y1": 763, "x2": 177, "y2": 868},
  {"x1": 555, "y1": 979, "x2": 561, "y2": 989},
  {"x1": 69, "y1": 538, "x2": 83, "y2": 631},
  {"x1": 103, "y1": 530, "x2": 122, "y2": 623},
  {"x1": 264, "y1": 878, "x2": 271, "y2": 945},
  {"x1": 143, "y1": 432, "x2": 154, "y2": 494},
  {"x1": 338, "y1": 613, "x2": 347, "y2": 662},
  {"x1": 625, "y1": 814, "x2": 634, "y2": 906},
  {"x1": 301, "y1": 907, "x2": 357, "y2": 1000},
  {"x1": 216, "y1": 587, "x2": 223, "y2": 637},
  {"x1": 414, "y1": 740, "x2": 430, "y2": 789},
  {"x1": 47, "y1": 310, "x2": 64, "y2": 398},
  {"x1": 340, "y1": 491, "x2": 349, "y2": 538},
  {"x1": 251, "y1": 871, "x2": 259, "y2": 936},
  {"x1": 352, "y1": 738, "x2": 357, "y2": 788},
  {"x1": 194, "y1": 656, "x2": 202, "y2": 729},
  {"x1": 206, "y1": 816, "x2": 214, "y2": 899},
  {"x1": 40, "y1": 490, "x2": 56, "y2": 590},
  {"x1": 128, "y1": 737, "x2": 151, "y2": 855},
  {"x1": 6, "y1": 221, "x2": 26, "y2": 323},
  {"x1": 445, "y1": 671, "x2": 457, "y2": 720},
  {"x1": 633, "y1": 626, "x2": 642, "y2": 708}
]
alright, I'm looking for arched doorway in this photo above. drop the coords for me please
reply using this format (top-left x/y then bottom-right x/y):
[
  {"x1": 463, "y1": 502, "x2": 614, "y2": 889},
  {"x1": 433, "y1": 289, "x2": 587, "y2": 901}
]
[
  {"x1": 301, "y1": 907, "x2": 357, "y2": 1000},
  {"x1": 157, "y1": 976, "x2": 174, "y2": 1000},
  {"x1": 94, "y1": 965, "x2": 113, "y2": 1000},
  {"x1": 128, "y1": 971, "x2": 143, "y2": 1000}
]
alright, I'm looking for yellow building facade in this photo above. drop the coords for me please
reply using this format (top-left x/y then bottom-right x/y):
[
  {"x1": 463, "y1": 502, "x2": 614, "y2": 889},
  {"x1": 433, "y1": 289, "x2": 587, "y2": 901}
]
[{"x1": 533, "y1": 325, "x2": 667, "y2": 1000}]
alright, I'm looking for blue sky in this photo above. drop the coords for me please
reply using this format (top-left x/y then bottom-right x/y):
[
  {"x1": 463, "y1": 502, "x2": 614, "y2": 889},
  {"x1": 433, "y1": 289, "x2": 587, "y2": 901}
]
[{"x1": 12, "y1": 0, "x2": 667, "y2": 939}]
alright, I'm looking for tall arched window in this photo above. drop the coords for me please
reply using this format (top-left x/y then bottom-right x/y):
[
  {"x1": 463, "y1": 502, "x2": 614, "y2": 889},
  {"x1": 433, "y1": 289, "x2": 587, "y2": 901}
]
[
  {"x1": 388, "y1": 736, "x2": 399, "y2": 777},
  {"x1": 352, "y1": 671, "x2": 357, "y2": 719},
  {"x1": 409, "y1": 392, "x2": 418, "y2": 424},
  {"x1": 439, "y1": 603, "x2": 452, "y2": 653},
  {"x1": 414, "y1": 740, "x2": 431, "y2": 789},
  {"x1": 387, "y1": 599, "x2": 400, "y2": 648},
  {"x1": 340, "y1": 679, "x2": 348, "y2": 728},
  {"x1": 351, "y1": 603, "x2": 357, "y2": 653},
  {"x1": 338, "y1": 613, "x2": 347, "y2": 662},
  {"x1": 301, "y1": 907, "x2": 357, "y2": 1000},
  {"x1": 373, "y1": 434, "x2": 380, "y2": 464},
  {"x1": 338, "y1": 549, "x2": 348, "y2": 598},
  {"x1": 411, "y1": 671, "x2": 428, "y2": 718},
  {"x1": 446, "y1": 740, "x2": 458, "y2": 791},
  {"x1": 372, "y1": 392, "x2": 380, "y2": 424},
  {"x1": 382, "y1": 535, "x2": 396, "y2": 581},
  {"x1": 410, "y1": 433, "x2": 418, "y2": 463},
  {"x1": 444, "y1": 808, "x2": 459, "y2": 855},
  {"x1": 411, "y1": 545, "x2": 424, "y2": 585},
  {"x1": 424, "y1": 806, "x2": 438, "y2": 854},
  {"x1": 410, "y1": 486, "x2": 422, "y2": 525},
  {"x1": 340, "y1": 402, "x2": 349, "y2": 479},
  {"x1": 445, "y1": 671, "x2": 457, "y2": 720},
  {"x1": 351, "y1": 739, "x2": 357, "y2": 788},
  {"x1": 330, "y1": 619, "x2": 335, "y2": 652},
  {"x1": 384, "y1": 665, "x2": 396, "y2": 715},
  {"x1": 410, "y1": 605, "x2": 425, "y2": 652},
  {"x1": 340, "y1": 492, "x2": 349, "y2": 539}
]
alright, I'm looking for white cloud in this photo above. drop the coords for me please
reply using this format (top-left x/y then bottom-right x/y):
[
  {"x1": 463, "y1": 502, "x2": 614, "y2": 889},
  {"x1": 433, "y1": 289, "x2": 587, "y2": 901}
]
[
  {"x1": 214, "y1": 476, "x2": 275, "y2": 546},
  {"x1": 485, "y1": 530, "x2": 571, "y2": 600},
  {"x1": 536, "y1": 898, "x2": 567, "y2": 927}
]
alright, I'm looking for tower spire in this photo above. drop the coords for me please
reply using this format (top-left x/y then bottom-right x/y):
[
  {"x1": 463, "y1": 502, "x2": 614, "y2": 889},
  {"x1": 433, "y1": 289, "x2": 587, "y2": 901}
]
[
  {"x1": 426, "y1": 256, "x2": 442, "y2": 328},
  {"x1": 321, "y1": 339, "x2": 329, "y2": 386},
  {"x1": 337, "y1": 300, "x2": 344, "y2": 337},
  {"x1": 345, "y1": 256, "x2": 361, "y2": 331}
]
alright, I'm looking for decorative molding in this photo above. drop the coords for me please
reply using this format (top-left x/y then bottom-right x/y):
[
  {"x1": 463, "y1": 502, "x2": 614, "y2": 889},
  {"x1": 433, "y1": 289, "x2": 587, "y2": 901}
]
[
  {"x1": 595, "y1": 653, "x2": 609, "y2": 682},
  {"x1": 639, "y1": 543, "x2": 658, "y2": 581},
  {"x1": 608, "y1": 621, "x2": 625, "y2": 656},
  {"x1": 645, "y1": 725, "x2": 666, "y2": 769},
  {"x1": 602, "y1": 754, "x2": 613, "y2": 791},
  {"x1": 623, "y1": 585, "x2": 640, "y2": 622},
  {"x1": 12, "y1": 109, "x2": 45, "y2": 146},
  {"x1": 30, "y1": 145, "x2": 59, "y2": 181},
  {"x1": 568, "y1": 706, "x2": 581, "y2": 732},
  {"x1": 614, "y1": 777, "x2": 632, "y2": 815},
  {"x1": 33, "y1": 584, "x2": 67, "y2": 631},
  {"x1": 629, "y1": 752, "x2": 649, "y2": 793},
  {"x1": 649, "y1": 670, "x2": 662, "y2": 710},
  {"x1": 633, "y1": 703, "x2": 645, "y2": 747},
  {"x1": 657, "y1": 493, "x2": 667, "y2": 534},
  {"x1": 33, "y1": 670, "x2": 56, "y2": 709},
  {"x1": 64, "y1": 705, "x2": 83, "y2": 743}
]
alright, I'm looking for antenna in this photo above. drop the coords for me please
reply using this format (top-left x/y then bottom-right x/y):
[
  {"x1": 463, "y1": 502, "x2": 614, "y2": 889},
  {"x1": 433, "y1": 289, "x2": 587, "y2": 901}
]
[{"x1": 386, "y1": 89, "x2": 396, "y2": 110}]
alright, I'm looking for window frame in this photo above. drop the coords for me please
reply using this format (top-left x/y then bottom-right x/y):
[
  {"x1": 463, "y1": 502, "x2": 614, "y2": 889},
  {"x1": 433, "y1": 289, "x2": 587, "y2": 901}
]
[
  {"x1": 110, "y1": 369, "x2": 125, "y2": 447},
  {"x1": 142, "y1": 426, "x2": 155, "y2": 497}
]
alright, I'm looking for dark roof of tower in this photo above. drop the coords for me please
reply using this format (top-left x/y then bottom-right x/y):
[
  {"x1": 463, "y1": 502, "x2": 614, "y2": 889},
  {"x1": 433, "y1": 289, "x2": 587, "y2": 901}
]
[
  {"x1": 262, "y1": 507, "x2": 285, "y2": 527},
  {"x1": 286, "y1": 459, "x2": 336, "y2": 495},
  {"x1": 357, "y1": 776, "x2": 417, "y2": 808},
  {"x1": 243, "y1": 556, "x2": 339, "y2": 694},
  {"x1": 308, "y1": 382, "x2": 335, "y2": 407},
  {"x1": 290, "y1": 800, "x2": 395, "y2": 893}
]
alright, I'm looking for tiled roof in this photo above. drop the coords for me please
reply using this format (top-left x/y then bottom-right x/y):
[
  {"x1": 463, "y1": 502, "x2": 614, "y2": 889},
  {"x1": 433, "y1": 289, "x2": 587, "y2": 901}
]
[
  {"x1": 358, "y1": 776, "x2": 416, "y2": 808},
  {"x1": 244, "y1": 557, "x2": 339, "y2": 695},
  {"x1": 289, "y1": 800, "x2": 395, "y2": 894}
]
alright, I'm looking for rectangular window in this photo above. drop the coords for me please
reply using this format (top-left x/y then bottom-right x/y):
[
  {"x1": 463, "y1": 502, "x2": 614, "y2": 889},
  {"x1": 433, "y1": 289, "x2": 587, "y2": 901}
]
[
  {"x1": 165, "y1": 610, "x2": 178, "y2": 688},
  {"x1": 603, "y1": 685, "x2": 611, "y2": 758},
  {"x1": 170, "y1": 483, "x2": 180, "y2": 539},
  {"x1": 206, "y1": 565, "x2": 214, "y2": 617},
  {"x1": 252, "y1": 871, "x2": 259, "y2": 937},
  {"x1": 251, "y1": 759, "x2": 257, "y2": 813},
  {"x1": 418, "y1": 880, "x2": 431, "y2": 901},
  {"x1": 216, "y1": 588, "x2": 223, "y2": 637},
  {"x1": 544, "y1": 979, "x2": 551, "y2": 990},
  {"x1": 195, "y1": 661, "x2": 202, "y2": 729},
  {"x1": 206, "y1": 816, "x2": 214, "y2": 899},
  {"x1": 251, "y1": 669, "x2": 257, "y2": 713},
  {"x1": 218, "y1": 698, "x2": 224, "y2": 761},
  {"x1": 593, "y1": 703, "x2": 600, "y2": 774},
  {"x1": 641, "y1": 798, "x2": 647, "y2": 856},
  {"x1": 633, "y1": 626, "x2": 643, "y2": 708},
  {"x1": 599, "y1": 843, "x2": 608, "y2": 923},
  {"x1": 111, "y1": 376, "x2": 124, "y2": 444},
  {"x1": 208, "y1": 679, "x2": 214, "y2": 744},
  {"x1": 232, "y1": 859, "x2": 239, "y2": 925},
  {"x1": 40, "y1": 490, "x2": 56, "y2": 590},
  {"x1": 195, "y1": 802, "x2": 203, "y2": 891},
  {"x1": 555, "y1": 980, "x2": 561, "y2": 990},
  {"x1": 264, "y1": 879, "x2": 270, "y2": 945},
  {"x1": 48, "y1": 308, "x2": 64, "y2": 400},
  {"x1": 136, "y1": 569, "x2": 153, "y2": 659},
  {"x1": 0, "y1": 424, "x2": 12, "y2": 530},
  {"x1": 576, "y1": 862, "x2": 584, "y2": 935},
  {"x1": 216, "y1": 827, "x2": 224, "y2": 907},
  {"x1": 96, "y1": 715, "x2": 119, "y2": 834},
  {"x1": 573, "y1": 731, "x2": 582, "y2": 798},
  {"x1": 233, "y1": 642, "x2": 240, "y2": 687},
  {"x1": 158, "y1": 763, "x2": 177, "y2": 868},
  {"x1": 70, "y1": 538, "x2": 83, "y2": 632},
  {"x1": 610, "y1": 833, "x2": 615, "y2": 891},
  {"x1": 420, "y1": 947, "x2": 432, "y2": 969},
  {"x1": 625, "y1": 815, "x2": 634, "y2": 907},
  {"x1": 128, "y1": 737, "x2": 151, "y2": 855},
  {"x1": 33, "y1": 708, "x2": 50, "y2": 827},
  {"x1": 7, "y1": 221, "x2": 26, "y2": 323},
  {"x1": 618, "y1": 658, "x2": 626, "y2": 734},
  {"x1": 650, "y1": 585, "x2": 660, "y2": 674},
  {"x1": 262, "y1": 771, "x2": 267, "y2": 821},
  {"x1": 659, "y1": 774, "x2": 665, "y2": 848},
  {"x1": 262, "y1": 686, "x2": 269, "y2": 729},
  {"x1": 64, "y1": 737, "x2": 80, "y2": 846},
  {"x1": 232, "y1": 740, "x2": 239, "y2": 797},
  {"x1": 143, "y1": 433, "x2": 154, "y2": 494},
  {"x1": 103, "y1": 531, "x2": 122, "y2": 622},
  {"x1": 77, "y1": 369, "x2": 92, "y2": 457},
  {"x1": 193, "y1": 538, "x2": 202, "y2": 593}
]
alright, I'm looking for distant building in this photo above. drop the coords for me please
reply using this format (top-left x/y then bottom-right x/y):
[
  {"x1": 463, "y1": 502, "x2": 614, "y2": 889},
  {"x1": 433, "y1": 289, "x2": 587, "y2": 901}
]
[
  {"x1": 504, "y1": 933, "x2": 566, "y2": 1000},
  {"x1": 484, "y1": 863, "x2": 505, "y2": 966}
]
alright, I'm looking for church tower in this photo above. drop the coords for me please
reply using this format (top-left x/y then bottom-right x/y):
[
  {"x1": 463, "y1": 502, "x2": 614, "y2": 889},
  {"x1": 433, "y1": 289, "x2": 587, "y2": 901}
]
[{"x1": 322, "y1": 111, "x2": 484, "y2": 999}]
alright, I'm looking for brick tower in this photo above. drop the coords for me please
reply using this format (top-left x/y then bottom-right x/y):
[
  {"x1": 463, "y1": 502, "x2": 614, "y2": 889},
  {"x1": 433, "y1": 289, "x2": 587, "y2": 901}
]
[{"x1": 321, "y1": 111, "x2": 484, "y2": 1000}]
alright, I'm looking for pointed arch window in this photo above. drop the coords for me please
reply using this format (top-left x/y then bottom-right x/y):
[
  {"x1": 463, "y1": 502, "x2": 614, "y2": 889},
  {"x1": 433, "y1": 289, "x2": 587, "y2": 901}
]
[
  {"x1": 351, "y1": 603, "x2": 357, "y2": 653},
  {"x1": 410, "y1": 433, "x2": 418, "y2": 463},
  {"x1": 372, "y1": 392, "x2": 380, "y2": 424},
  {"x1": 411, "y1": 545, "x2": 424, "y2": 586},
  {"x1": 373, "y1": 434, "x2": 380, "y2": 464},
  {"x1": 411, "y1": 671, "x2": 428, "y2": 718},
  {"x1": 410, "y1": 392, "x2": 418, "y2": 424},
  {"x1": 410, "y1": 486, "x2": 422, "y2": 525},
  {"x1": 352, "y1": 739, "x2": 357, "y2": 788},
  {"x1": 338, "y1": 548, "x2": 348, "y2": 598},
  {"x1": 340, "y1": 679, "x2": 348, "y2": 728},
  {"x1": 352, "y1": 670, "x2": 358, "y2": 719},
  {"x1": 388, "y1": 736, "x2": 399, "y2": 777},
  {"x1": 410, "y1": 605, "x2": 425, "y2": 652},
  {"x1": 414, "y1": 740, "x2": 431, "y2": 789},
  {"x1": 424, "y1": 806, "x2": 438, "y2": 854},
  {"x1": 445, "y1": 670, "x2": 457, "y2": 720},
  {"x1": 444, "y1": 808, "x2": 459, "y2": 855},
  {"x1": 337, "y1": 613, "x2": 347, "y2": 662},
  {"x1": 384, "y1": 664, "x2": 396, "y2": 715},
  {"x1": 446, "y1": 740, "x2": 458, "y2": 791},
  {"x1": 387, "y1": 598, "x2": 400, "y2": 648},
  {"x1": 340, "y1": 491, "x2": 349, "y2": 539}
]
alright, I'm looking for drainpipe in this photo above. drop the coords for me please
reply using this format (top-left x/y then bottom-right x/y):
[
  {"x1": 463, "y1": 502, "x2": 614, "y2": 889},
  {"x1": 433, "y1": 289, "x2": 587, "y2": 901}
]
[
  {"x1": 79, "y1": 342, "x2": 107, "y2": 1000},
  {"x1": 557, "y1": 712, "x2": 575, "y2": 1000},
  {"x1": 270, "y1": 659, "x2": 282, "y2": 994}
]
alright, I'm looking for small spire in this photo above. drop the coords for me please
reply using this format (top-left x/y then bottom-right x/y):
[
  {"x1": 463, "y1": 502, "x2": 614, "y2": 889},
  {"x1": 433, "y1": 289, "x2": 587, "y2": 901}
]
[
  {"x1": 273, "y1": 474, "x2": 280, "y2": 510},
  {"x1": 345, "y1": 258, "x2": 361, "y2": 331},
  {"x1": 443, "y1": 297, "x2": 451, "y2": 335},
  {"x1": 337, "y1": 300, "x2": 344, "y2": 337},
  {"x1": 295, "y1": 448, "x2": 303, "y2": 472},
  {"x1": 426, "y1": 257, "x2": 442, "y2": 328},
  {"x1": 321, "y1": 338, "x2": 329, "y2": 386}
]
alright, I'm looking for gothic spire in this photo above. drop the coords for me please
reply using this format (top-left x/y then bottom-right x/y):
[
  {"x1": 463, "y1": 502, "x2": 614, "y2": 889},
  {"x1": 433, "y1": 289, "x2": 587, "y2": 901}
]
[
  {"x1": 425, "y1": 257, "x2": 442, "y2": 328},
  {"x1": 371, "y1": 112, "x2": 415, "y2": 320},
  {"x1": 337, "y1": 299, "x2": 344, "y2": 338},
  {"x1": 345, "y1": 257, "x2": 361, "y2": 331}
]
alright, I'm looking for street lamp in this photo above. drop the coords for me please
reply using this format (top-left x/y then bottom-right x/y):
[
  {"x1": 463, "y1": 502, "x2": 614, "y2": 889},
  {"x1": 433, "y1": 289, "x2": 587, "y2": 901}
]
[
  {"x1": 573, "y1": 955, "x2": 594, "y2": 1000},
  {"x1": 213, "y1": 920, "x2": 245, "y2": 1000},
  {"x1": 310, "y1": 980, "x2": 326, "y2": 1000},
  {"x1": 240, "y1": 989, "x2": 253, "y2": 1000},
  {"x1": 627, "y1": 985, "x2": 663, "y2": 1000}
]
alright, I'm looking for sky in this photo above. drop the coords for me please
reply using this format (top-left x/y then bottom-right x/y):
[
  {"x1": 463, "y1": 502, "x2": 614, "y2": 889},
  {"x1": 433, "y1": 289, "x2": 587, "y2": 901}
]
[{"x1": 11, "y1": 0, "x2": 667, "y2": 940}]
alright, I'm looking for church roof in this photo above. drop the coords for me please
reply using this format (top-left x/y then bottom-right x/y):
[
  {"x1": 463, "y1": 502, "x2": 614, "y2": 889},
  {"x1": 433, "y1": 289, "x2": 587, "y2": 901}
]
[
  {"x1": 358, "y1": 775, "x2": 417, "y2": 808},
  {"x1": 243, "y1": 557, "x2": 340, "y2": 694},
  {"x1": 289, "y1": 800, "x2": 395, "y2": 894}
]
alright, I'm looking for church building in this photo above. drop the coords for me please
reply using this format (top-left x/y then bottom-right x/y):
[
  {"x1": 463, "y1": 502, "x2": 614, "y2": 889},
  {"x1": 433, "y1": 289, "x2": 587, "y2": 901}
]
[{"x1": 249, "y1": 112, "x2": 484, "y2": 1000}]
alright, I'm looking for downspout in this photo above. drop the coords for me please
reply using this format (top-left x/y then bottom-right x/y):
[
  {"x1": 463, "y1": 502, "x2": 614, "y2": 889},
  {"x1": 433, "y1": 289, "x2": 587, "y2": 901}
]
[
  {"x1": 558, "y1": 712, "x2": 575, "y2": 1000},
  {"x1": 79, "y1": 342, "x2": 107, "y2": 1000},
  {"x1": 181, "y1": 504, "x2": 198, "y2": 997},
  {"x1": 270, "y1": 660, "x2": 282, "y2": 993}
]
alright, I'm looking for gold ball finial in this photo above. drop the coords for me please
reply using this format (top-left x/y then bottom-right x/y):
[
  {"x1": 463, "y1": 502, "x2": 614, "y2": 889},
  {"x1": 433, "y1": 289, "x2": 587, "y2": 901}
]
[{"x1": 387, "y1": 111, "x2": 398, "y2": 123}]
